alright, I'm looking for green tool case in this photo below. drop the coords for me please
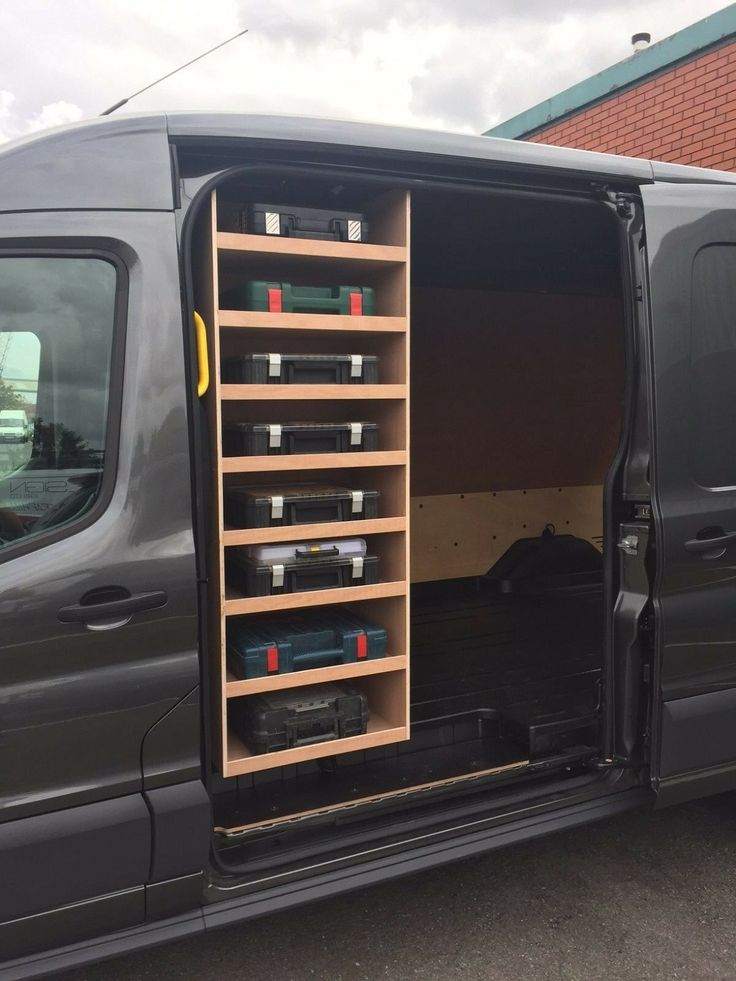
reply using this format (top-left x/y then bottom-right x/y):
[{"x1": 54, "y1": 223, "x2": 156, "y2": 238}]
[{"x1": 239, "y1": 281, "x2": 375, "y2": 316}]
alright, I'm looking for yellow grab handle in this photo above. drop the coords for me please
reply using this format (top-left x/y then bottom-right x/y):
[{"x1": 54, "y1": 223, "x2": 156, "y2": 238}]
[{"x1": 194, "y1": 311, "x2": 209, "y2": 397}]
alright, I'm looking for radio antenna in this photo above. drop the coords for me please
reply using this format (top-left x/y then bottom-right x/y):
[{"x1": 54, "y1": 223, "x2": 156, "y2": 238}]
[{"x1": 100, "y1": 27, "x2": 249, "y2": 115}]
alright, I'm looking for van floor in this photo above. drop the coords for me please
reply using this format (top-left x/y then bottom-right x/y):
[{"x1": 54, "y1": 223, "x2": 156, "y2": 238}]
[{"x1": 213, "y1": 579, "x2": 603, "y2": 833}]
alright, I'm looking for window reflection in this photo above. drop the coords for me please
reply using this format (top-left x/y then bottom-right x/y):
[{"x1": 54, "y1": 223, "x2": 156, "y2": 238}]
[{"x1": 0, "y1": 258, "x2": 116, "y2": 549}]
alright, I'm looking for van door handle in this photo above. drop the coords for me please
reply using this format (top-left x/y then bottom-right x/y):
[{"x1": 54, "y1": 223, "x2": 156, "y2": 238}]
[
  {"x1": 58, "y1": 589, "x2": 168, "y2": 623},
  {"x1": 684, "y1": 530, "x2": 736, "y2": 557}
]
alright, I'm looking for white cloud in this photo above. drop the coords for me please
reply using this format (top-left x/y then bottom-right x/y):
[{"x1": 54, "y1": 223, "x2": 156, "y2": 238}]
[
  {"x1": 0, "y1": 0, "x2": 731, "y2": 137},
  {"x1": 25, "y1": 101, "x2": 84, "y2": 133},
  {"x1": 0, "y1": 91, "x2": 83, "y2": 143}
]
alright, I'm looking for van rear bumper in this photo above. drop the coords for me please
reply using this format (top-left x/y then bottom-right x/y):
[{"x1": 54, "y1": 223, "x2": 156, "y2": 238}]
[{"x1": 2, "y1": 783, "x2": 650, "y2": 980}]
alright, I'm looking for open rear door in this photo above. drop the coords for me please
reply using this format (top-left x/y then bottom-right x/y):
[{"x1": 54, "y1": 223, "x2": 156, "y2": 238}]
[{"x1": 643, "y1": 181, "x2": 736, "y2": 806}]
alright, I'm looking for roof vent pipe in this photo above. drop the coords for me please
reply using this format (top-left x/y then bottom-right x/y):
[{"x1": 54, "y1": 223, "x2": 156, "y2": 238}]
[{"x1": 632, "y1": 32, "x2": 651, "y2": 53}]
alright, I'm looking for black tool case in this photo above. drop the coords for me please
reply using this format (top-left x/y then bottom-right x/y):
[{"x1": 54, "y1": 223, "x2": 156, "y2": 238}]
[
  {"x1": 226, "y1": 538, "x2": 379, "y2": 596},
  {"x1": 227, "y1": 611, "x2": 387, "y2": 679},
  {"x1": 224, "y1": 483, "x2": 380, "y2": 528},
  {"x1": 223, "y1": 421, "x2": 379, "y2": 457},
  {"x1": 240, "y1": 203, "x2": 368, "y2": 242},
  {"x1": 231, "y1": 682, "x2": 370, "y2": 755},
  {"x1": 222, "y1": 353, "x2": 379, "y2": 385},
  {"x1": 500, "y1": 698, "x2": 599, "y2": 759}
]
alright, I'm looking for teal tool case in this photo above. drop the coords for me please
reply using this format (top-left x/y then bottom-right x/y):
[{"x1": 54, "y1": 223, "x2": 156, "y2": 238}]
[{"x1": 227, "y1": 610, "x2": 387, "y2": 679}]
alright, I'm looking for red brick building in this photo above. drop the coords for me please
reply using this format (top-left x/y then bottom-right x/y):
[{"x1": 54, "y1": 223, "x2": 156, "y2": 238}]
[{"x1": 485, "y1": 5, "x2": 736, "y2": 171}]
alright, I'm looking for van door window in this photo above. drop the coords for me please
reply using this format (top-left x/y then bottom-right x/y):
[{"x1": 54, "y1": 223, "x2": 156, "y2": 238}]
[{"x1": 0, "y1": 257, "x2": 117, "y2": 549}]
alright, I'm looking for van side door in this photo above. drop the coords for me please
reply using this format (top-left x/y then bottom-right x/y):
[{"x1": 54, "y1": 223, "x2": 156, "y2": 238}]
[
  {"x1": 0, "y1": 210, "x2": 206, "y2": 959},
  {"x1": 642, "y1": 181, "x2": 736, "y2": 806}
]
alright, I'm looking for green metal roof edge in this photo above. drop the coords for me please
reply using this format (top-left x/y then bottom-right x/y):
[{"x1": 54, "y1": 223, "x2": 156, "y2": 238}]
[{"x1": 484, "y1": 4, "x2": 736, "y2": 139}]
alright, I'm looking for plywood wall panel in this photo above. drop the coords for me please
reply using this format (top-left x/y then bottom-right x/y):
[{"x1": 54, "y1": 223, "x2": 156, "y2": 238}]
[{"x1": 411, "y1": 288, "x2": 624, "y2": 496}]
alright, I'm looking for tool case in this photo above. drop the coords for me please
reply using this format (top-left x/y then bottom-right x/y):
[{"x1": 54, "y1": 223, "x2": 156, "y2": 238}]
[
  {"x1": 224, "y1": 483, "x2": 380, "y2": 528},
  {"x1": 239, "y1": 282, "x2": 375, "y2": 316},
  {"x1": 222, "y1": 352, "x2": 379, "y2": 385},
  {"x1": 501, "y1": 697, "x2": 599, "y2": 759},
  {"x1": 226, "y1": 538, "x2": 379, "y2": 596},
  {"x1": 227, "y1": 611, "x2": 387, "y2": 679},
  {"x1": 223, "y1": 421, "x2": 379, "y2": 457},
  {"x1": 240, "y1": 203, "x2": 368, "y2": 243},
  {"x1": 231, "y1": 682, "x2": 369, "y2": 754}
]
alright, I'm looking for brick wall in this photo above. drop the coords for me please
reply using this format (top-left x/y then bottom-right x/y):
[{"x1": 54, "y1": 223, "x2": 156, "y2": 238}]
[{"x1": 527, "y1": 41, "x2": 736, "y2": 170}]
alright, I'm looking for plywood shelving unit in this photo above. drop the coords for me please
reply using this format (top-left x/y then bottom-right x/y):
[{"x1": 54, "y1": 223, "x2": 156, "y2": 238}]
[{"x1": 197, "y1": 189, "x2": 411, "y2": 777}]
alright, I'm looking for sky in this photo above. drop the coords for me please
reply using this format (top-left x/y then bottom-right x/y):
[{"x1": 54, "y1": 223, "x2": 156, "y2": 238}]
[{"x1": 0, "y1": 0, "x2": 732, "y2": 142}]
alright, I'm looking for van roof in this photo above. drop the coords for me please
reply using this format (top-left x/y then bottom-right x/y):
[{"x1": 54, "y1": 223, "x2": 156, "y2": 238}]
[{"x1": 0, "y1": 111, "x2": 734, "y2": 213}]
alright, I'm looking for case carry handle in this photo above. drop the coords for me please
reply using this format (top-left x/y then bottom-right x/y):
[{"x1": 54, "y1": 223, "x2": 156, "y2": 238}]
[{"x1": 295, "y1": 544, "x2": 340, "y2": 559}]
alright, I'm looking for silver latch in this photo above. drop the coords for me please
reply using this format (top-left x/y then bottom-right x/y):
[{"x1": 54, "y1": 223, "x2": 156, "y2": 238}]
[
  {"x1": 351, "y1": 490, "x2": 364, "y2": 514},
  {"x1": 351, "y1": 556, "x2": 364, "y2": 579},
  {"x1": 347, "y1": 219, "x2": 362, "y2": 242},
  {"x1": 265, "y1": 212, "x2": 280, "y2": 235},
  {"x1": 270, "y1": 495, "x2": 284, "y2": 521},
  {"x1": 350, "y1": 355, "x2": 363, "y2": 379},
  {"x1": 617, "y1": 534, "x2": 639, "y2": 556},
  {"x1": 350, "y1": 422, "x2": 363, "y2": 447},
  {"x1": 268, "y1": 424, "x2": 282, "y2": 449},
  {"x1": 271, "y1": 563, "x2": 285, "y2": 589},
  {"x1": 268, "y1": 353, "x2": 282, "y2": 379}
]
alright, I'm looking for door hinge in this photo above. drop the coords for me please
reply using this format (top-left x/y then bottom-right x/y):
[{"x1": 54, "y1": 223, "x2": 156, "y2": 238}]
[
  {"x1": 634, "y1": 284, "x2": 643, "y2": 301},
  {"x1": 617, "y1": 533, "x2": 640, "y2": 556},
  {"x1": 604, "y1": 190, "x2": 636, "y2": 219}
]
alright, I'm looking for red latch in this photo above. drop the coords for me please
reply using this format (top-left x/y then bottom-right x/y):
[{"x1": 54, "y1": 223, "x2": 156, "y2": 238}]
[
  {"x1": 266, "y1": 645, "x2": 279, "y2": 673},
  {"x1": 267, "y1": 287, "x2": 283, "y2": 313},
  {"x1": 349, "y1": 291, "x2": 363, "y2": 316},
  {"x1": 356, "y1": 633, "x2": 368, "y2": 659}
]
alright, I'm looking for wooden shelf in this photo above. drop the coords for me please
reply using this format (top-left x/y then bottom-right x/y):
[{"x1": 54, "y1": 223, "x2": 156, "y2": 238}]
[
  {"x1": 226, "y1": 655, "x2": 407, "y2": 697},
  {"x1": 225, "y1": 715, "x2": 409, "y2": 776},
  {"x1": 221, "y1": 450, "x2": 406, "y2": 474},
  {"x1": 219, "y1": 310, "x2": 407, "y2": 333},
  {"x1": 220, "y1": 384, "x2": 407, "y2": 401},
  {"x1": 201, "y1": 187, "x2": 411, "y2": 782},
  {"x1": 223, "y1": 516, "x2": 405, "y2": 547},
  {"x1": 217, "y1": 231, "x2": 406, "y2": 266},
  {"x1": 224, "y1": 580, "x2": 407, "y2": 616}
]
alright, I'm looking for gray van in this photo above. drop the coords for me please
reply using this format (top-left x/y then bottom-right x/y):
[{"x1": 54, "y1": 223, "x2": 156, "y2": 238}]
[{"x1": 1, "y1": 112, "x2": 735, "y2": 978}]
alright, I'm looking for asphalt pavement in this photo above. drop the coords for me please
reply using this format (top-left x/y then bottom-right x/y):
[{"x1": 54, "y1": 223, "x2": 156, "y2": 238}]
[{"x1": 53, "y1": 789, "x2": 736, "y2": 981}]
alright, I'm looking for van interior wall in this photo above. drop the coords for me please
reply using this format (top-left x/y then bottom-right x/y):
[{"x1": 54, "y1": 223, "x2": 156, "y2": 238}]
[{"x1": 410, "y1": 287, "x2": 624, "y2": 582}]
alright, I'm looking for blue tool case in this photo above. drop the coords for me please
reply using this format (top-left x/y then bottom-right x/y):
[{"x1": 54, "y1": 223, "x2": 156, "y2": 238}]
[{"x1": 227, "y1": 610, "x2": 387, "y2": 679}]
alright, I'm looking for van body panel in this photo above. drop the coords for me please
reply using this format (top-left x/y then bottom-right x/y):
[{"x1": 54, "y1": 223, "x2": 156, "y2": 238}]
[
  {"x1": 0, "y1": 115, "x2": 173, "y2": 213},
  {"x1": 650, "y1": 159, "x2": 736, "y2": 185},
  {"x1": 642, "y1": 182, "x2": 736, "y2": 804},
  {"x1": 0, "y1": 209, "x2": 200, "y2": 933},
  {"x1": 166, "y1": 112, "x2": 659, "y2": 182},
  {"x1": 0, "y1": 887, "x2": 147, "y2": 967},
  {"x1": 0, "y1": 796, "x2": 150, "y2": 923},
  {"x1": 141, "y1": 686, "x2": 203, "y2": 790},
  {"x1": 144, "y1": 781, "x2": 211, "y2": 882}
]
